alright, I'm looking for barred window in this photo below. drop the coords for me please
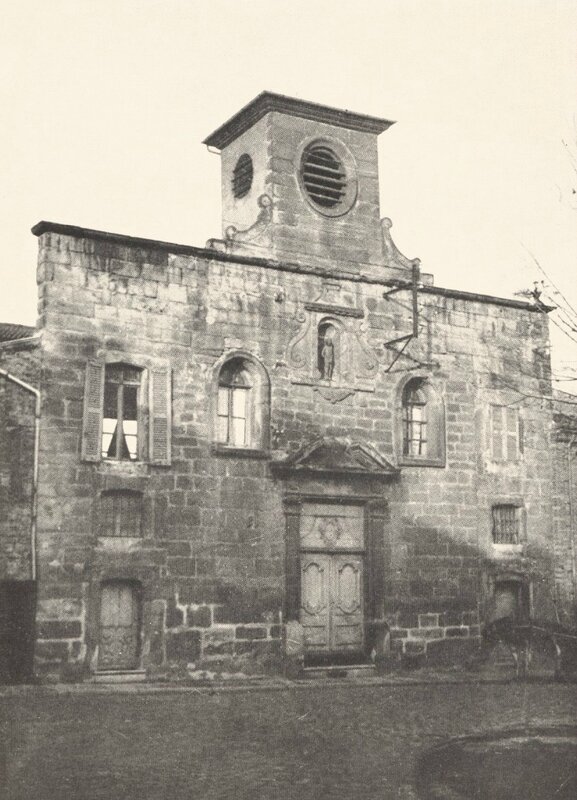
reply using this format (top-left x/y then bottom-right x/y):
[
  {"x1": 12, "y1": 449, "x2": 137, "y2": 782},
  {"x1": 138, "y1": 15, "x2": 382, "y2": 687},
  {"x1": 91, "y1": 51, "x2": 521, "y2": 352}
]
[
  {"x1": 100, "y1": 490, "x2": 143, "y2": 538},
  {"x1": 492, "y1": 504, "x2": 520, "y2": 545}
]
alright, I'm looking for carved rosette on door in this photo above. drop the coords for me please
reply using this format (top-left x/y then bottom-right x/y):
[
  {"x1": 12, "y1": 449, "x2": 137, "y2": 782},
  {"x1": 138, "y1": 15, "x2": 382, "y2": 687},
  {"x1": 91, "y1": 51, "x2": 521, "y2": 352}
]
[{"x1": 286, "y1": 282, "x2": 380, "y2": 402}]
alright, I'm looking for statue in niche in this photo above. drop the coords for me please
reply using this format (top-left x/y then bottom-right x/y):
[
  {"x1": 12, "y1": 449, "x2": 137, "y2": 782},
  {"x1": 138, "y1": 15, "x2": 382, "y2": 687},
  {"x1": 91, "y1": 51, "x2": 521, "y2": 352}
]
[{"x1": 318, "y1": 323, "x2": 337, "y2": 381}]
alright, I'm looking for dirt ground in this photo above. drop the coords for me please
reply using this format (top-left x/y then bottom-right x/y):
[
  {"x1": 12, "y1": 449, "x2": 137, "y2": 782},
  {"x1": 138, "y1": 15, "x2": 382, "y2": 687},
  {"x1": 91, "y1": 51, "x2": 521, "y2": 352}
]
[{"x1": 0, "y1": 680, "x2": 576, "y2": 799}]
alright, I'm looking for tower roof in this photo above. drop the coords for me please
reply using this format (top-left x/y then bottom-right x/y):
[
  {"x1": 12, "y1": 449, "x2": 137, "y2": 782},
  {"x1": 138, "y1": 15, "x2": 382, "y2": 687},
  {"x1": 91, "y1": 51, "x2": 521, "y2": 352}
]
[{"x1": 203, "y1": 91, "x2": 395, "y2": 150}]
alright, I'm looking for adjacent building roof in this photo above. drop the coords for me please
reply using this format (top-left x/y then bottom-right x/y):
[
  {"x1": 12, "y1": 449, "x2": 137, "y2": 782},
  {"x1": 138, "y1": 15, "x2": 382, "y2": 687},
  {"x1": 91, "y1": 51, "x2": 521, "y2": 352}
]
[
  {"x1": 203, "y1": 91, "x2": 395, "y2": 150},
  {"x1": 0, "y1": 323, "x2": 36, "y2": 342}
]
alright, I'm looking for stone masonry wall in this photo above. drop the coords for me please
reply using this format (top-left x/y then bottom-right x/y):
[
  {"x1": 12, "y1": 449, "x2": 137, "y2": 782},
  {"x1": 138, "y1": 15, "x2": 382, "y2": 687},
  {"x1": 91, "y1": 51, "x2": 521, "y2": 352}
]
[
  {"x1": 30, "y1": 226, "x2": 557, "y2": 676},
  {"x1": 0, "y1": 342, "x2": 39, "y2": 581}
]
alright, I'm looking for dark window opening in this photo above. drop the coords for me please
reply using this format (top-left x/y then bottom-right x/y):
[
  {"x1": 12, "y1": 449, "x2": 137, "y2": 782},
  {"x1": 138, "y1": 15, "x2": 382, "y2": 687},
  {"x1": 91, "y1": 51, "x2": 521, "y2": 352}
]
[
  {"x1": 100, "y1": 490, "x2": 143, "y2": 538},
  {"x1": 232, "y1": 154, "x2": 253, "y2": 199},
  {"x1": 402, "y1": 380, "x2": 428, "y2": 457},
  {"x1": 301, "y1": 145, "x2": 347, "y2": 209},
  {"x1": 102, "y1": 364, "x2": 141, "y2": 461},
  {"x1": 492, "y1": 504, "x2": 520, "y2": 545}
]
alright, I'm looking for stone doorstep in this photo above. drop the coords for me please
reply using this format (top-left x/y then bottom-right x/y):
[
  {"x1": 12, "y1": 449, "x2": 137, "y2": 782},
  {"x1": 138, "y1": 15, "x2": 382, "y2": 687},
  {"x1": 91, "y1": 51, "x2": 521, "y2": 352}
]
[
  {"x1": 92, "y1": 670, "x2": 147, "y2": 684},
  {"x1": 301, "y1": 664, "x2": 377, "y2": 680}
]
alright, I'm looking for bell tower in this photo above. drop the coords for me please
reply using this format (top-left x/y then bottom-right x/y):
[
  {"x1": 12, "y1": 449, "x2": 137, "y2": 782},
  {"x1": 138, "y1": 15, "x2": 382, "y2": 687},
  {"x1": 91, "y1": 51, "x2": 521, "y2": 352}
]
[{"x1": 204, "y1": 92, "x2": 409, "y2": 279}]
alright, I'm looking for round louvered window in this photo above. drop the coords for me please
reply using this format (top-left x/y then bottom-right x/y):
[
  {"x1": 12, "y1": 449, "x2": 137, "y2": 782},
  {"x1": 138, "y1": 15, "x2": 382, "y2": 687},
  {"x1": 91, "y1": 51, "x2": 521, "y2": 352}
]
[
  {"x1": 299, "y1": 140, "x2": 357, "y2": 217},
  {"x1": 232, "y1": 154, "x2": 253, "y2": 199}
]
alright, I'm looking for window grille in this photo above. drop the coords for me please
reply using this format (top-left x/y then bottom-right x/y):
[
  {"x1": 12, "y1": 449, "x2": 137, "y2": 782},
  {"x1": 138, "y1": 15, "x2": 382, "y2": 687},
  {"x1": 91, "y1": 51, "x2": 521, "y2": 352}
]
[
  {"x1": 492, "y1": 504, "x2": 520, "y2": 544},
  {"x1": 100, "y1": 490, "x2": 143, "y2": 537}
]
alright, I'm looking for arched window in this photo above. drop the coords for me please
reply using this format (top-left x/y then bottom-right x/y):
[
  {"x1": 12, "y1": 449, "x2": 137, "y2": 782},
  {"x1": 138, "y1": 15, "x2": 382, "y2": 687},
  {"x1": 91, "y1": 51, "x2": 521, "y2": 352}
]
[
  {"x1": 398, "y1": 377, "x2": 445, "y2": 467},
  {"x1": 215, "y1": 355, "x2": 270, "y2": 452},
  {"x1": 402, "y1": 381, "x2": 427, "y2": 457}
]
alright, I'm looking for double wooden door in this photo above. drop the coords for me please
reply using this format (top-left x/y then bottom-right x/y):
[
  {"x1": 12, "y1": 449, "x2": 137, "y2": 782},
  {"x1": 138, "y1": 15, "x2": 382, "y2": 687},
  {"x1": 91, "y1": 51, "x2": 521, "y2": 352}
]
[
  {"x1": 301, "y1": 552, "x2": 364, "y2": 658},
  {"x1": 99, "y1": 582, "x2": 141, "y2": 670},
  {"x1": 299, "y1": 503, "x2": 365, "y2": 662}
]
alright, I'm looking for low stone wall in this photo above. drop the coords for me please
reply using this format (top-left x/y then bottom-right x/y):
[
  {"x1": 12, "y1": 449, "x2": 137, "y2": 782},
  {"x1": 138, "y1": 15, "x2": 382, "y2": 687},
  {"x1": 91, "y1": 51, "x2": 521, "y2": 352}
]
[{"x1": 388, "y1": 611, "x2": 481, "y2": 667}]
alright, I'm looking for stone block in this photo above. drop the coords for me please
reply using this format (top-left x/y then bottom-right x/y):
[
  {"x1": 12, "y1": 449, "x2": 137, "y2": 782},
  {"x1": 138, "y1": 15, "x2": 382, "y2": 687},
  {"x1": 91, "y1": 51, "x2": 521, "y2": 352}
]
[
  {"x1": 187, "y1": 606, "x2": 212, "y2": 628},
  {"x1": 166, "y1": 598, "x2": 183, "y2": 628},
  {"x1": 165, "y1": 630, "x2": 201, "y2": 663},
  {"x1": 234, "y1": 639, "x2": 280, "y2": 657},
  {"x1": 397, "y1": 611, "x2": 418, "y2": 628},
  {"x1": 235, "y1": 626, "x2": 267, "y2": 640},
  {"x1": 37, "y1": 620, "x2": 81, "y2": 639},
  {"x1": 35, "y1": 640, "x2": 70, "y2": 662},
  {"x1": 445, "y1": 626, "x2": 469, "y2": 638},
  {"x1": 426, "y1": 638, "x2": 480, "y2": 667},
  {"x1": 418, "y1": 613, "x2": 440, "y2": 628},
  {"x1": 409, "y1": 627, "x2": 444, "y2": 640}
]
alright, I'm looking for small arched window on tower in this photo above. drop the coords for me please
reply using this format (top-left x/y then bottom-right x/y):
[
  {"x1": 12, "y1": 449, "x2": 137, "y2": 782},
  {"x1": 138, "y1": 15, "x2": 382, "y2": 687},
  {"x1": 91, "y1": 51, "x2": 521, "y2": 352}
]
[
  {"x1": 317, "y1": 322, "x2": 338, "y2": 382},
  {"x1": 215, "y1": 355, "x2": 270, "y2": 452},
  {"x1": 399, "y1": 377, "x2": 445, "y2": 467}
]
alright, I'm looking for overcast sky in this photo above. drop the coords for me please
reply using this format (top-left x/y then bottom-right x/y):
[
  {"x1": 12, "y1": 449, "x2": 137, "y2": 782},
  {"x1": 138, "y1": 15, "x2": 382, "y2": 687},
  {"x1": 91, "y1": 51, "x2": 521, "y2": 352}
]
[{"x1": 1, "y1": 0, "x2": 576, "y2": 379}]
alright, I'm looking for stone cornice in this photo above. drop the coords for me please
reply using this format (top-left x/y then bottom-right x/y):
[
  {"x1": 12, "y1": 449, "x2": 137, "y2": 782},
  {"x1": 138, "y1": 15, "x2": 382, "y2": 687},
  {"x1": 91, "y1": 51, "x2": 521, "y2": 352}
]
[{"x1": 203, "y1": 91, "x2": 395, "y2": 150}]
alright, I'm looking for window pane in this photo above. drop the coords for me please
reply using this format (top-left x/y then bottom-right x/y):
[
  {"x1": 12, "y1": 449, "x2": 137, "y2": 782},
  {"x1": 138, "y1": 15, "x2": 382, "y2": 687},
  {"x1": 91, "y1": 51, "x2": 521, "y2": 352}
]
[
  {"x1": 123, "y1": 385, "x2": 137, "y2": 421},
  {"x1": 102, "y1": 419, "x2": 118, "y2": 459},
  {"x1": 231, "y1": 387, "x2": 247, "y2": 418},
  {"x1": 217, "y1": 415, "x2": 229, "y2": 443},
  {"x1": 122, "y1": 420, "x2": 138, "y2": 460},
  {"x1": 231, "y1": 417, "x2": 246, "y2": 446},
  {"x1": 103, "y1": 382, "x2": 118, "y2": 419}
]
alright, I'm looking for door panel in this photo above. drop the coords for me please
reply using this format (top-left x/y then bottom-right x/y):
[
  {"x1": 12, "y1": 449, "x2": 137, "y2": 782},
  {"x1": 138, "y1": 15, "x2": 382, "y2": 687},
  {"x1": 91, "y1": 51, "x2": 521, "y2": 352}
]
[
  {"x1": 300, "y1": 553, "x2": 364, "y2": 657},
  {"x1": 332, "y1": 556, "x2": 364, "y2": 650},
  {"x1": 99, "y1": 582, "x2": 140, "y2": 669},
  {"x1": 300, "y1": 555, "x2": 331, "y2": 651}
]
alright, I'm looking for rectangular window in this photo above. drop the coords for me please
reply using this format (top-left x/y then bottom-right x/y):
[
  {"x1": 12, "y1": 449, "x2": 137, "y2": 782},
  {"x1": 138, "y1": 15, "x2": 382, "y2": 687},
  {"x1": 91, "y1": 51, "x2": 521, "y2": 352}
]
[
  {"x1": 492, "y1": 504, "x2": 520, "y2": 545},
  {"x1": 491, "y1": 405, "x2": 522, "y2": 462},
  {"x1": 102, "y1": 365, "x2": 141, "y2": 461},
  {"x1": 100, "y1": 491, "x2": 143, "y2": 537}
]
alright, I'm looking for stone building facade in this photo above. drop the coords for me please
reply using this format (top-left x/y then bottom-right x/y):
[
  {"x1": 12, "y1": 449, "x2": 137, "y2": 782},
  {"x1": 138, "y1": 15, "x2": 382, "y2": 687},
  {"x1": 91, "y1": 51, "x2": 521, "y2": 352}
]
[{"x1": 1, "y1": 92, "x2": 575, "y2": 680}]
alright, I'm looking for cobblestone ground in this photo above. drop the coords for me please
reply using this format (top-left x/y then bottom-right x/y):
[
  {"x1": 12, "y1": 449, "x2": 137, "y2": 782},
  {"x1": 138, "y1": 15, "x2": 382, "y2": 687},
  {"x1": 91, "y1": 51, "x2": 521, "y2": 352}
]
[{"x1": 0, "y1": 681, "x2": 576, "y2": 800}]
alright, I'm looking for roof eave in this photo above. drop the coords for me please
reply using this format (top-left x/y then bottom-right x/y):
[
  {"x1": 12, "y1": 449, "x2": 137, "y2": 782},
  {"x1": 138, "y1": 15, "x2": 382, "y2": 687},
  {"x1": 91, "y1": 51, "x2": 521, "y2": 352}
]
[{"x1": 203, "y1": 91, "x2": 395, "y2": 150}]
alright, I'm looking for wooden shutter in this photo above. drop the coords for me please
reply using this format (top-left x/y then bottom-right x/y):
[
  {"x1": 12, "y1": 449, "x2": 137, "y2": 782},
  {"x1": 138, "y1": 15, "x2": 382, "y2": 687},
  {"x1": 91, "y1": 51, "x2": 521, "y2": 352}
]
[
  {"x1": 149, "y1": 368, "x2": 172, "y2": 465},
  {"x1": 82, "y1": 361, "x2": 104, "y2": 462}
]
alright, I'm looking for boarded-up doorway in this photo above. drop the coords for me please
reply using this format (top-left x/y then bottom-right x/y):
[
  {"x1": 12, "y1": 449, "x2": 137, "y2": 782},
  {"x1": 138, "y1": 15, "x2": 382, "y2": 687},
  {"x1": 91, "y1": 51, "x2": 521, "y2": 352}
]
[{"x1": 99, "y1": 581, "x2": 141, "y2": 670}]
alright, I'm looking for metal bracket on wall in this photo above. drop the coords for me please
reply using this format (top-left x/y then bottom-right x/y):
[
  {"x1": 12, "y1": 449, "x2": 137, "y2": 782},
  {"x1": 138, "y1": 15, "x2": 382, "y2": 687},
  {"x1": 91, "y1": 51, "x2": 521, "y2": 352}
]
[{"x1": 382, "y1": 263, "x2": 420, "y2": 372}]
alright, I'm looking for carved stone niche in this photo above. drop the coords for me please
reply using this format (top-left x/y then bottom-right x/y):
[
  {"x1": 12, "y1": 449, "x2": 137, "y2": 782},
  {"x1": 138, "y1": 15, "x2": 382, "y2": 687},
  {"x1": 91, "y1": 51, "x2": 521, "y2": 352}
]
[{"x1": 286, "y1": 282, "x2": 380, "y2": 402}]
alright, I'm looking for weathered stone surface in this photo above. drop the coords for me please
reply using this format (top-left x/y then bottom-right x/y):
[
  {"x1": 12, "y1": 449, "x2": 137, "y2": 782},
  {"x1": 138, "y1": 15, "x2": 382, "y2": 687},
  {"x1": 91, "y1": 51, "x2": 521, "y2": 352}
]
[
  {"x1": 1, "y1": 95, "x2": 571, "y2": 683},
  {"x1": 165, "y1": 630, "x2": 201, "y2": 662}
]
